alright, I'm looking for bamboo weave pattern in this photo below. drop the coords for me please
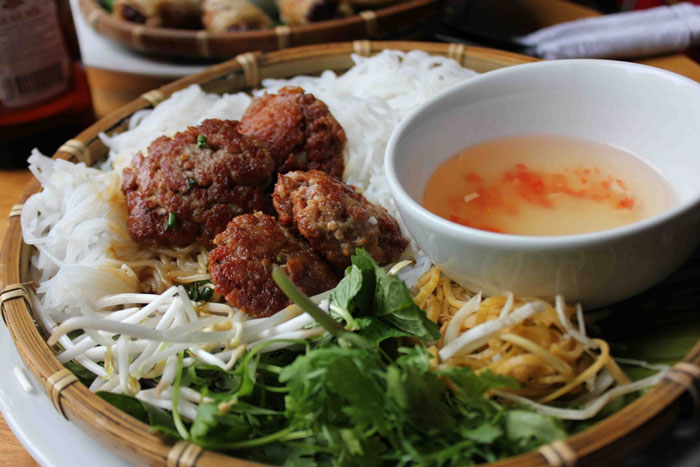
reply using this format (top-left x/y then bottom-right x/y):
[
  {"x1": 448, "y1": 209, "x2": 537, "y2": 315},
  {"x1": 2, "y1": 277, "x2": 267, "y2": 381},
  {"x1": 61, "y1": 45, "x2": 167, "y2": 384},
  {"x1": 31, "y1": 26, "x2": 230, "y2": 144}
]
[
  {"x1": 0, "y1": 283, "x2": 32, "y2": 325},
  {"x1": 235, "y1": 52, "x2": 260, "y2": 88},
  {"x1": 167, "y1": 441, "x2": 203, "y2": 467},
  {"x1": 360, "y1": 10, "x2": 379, "y2": 38},
  {"x1": 538, "y1": 440, "x2": 578, "y2": 467},
  {"x1": 45, "y1": 368, "x2": 78, "y2": 419},
  {"x1": 58, "y1": 139, "x2": 91, "y2": 164},
  {"x1": 665, "y1": 362, "x2": 700, "y2": 410},
  {"x1": 9, "y1": 204, "x2": 23, "y2": 217}
]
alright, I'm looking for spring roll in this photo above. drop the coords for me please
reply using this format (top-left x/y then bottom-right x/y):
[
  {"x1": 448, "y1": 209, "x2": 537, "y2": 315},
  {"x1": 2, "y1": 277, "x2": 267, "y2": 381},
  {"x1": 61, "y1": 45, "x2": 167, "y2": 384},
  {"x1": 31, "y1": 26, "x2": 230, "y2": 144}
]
[
  {"x1": 113, "y1": 0, "x2": 202, "y2": 28},
  {"x1": 202, "y1": 0, "x2": 273, "y2": 31},
  {"x1": 277, "y1": 0, "x2": 351, "y2": 25}
]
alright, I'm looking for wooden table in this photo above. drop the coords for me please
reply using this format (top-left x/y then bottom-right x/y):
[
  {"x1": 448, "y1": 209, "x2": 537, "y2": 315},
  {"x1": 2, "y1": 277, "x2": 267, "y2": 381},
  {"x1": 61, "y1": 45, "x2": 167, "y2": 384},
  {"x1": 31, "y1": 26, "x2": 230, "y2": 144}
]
[{"x1": 2, "y1": 1, "x2": 700, "y2": 465}]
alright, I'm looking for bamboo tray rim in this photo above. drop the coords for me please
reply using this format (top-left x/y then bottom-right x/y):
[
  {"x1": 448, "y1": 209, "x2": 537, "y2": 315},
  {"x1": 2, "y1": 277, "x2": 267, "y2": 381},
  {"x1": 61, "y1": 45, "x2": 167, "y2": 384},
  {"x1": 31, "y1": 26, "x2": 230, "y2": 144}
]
[
  {"x1": 79, "y1": 0, "x2": 438, "y2": 57},
  {"x1": 2, "y1": 40, "x2": 700, "y2": 466}
]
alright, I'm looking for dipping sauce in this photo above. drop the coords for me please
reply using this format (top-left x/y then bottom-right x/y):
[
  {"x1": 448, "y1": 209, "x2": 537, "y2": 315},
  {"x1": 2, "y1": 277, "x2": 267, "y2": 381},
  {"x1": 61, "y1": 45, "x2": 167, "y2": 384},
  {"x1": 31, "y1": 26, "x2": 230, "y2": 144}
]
[{"x1": 423, "y1": 135, "x2": 674, "y2": 236}]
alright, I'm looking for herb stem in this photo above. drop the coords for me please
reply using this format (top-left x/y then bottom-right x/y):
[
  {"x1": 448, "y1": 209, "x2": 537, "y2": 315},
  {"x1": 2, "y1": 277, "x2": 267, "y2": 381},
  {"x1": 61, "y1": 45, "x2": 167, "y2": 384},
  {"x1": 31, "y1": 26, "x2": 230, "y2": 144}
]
[
  {"x1": 282, "y1": 430, "x2": 314, "y2": 442},
  {"x1": 212, "y1": 426, "x2": 310, "y2": 450},
  {"x1": 273, "y1": 266, "x2": 373, "y2": 349},
  {"x1": 257, "y1": 363, "x2": 283, "y2": 374},
  {"x1": 258, "y1": 384, "x2": 289, "y2": 393},
  {"x1": 165, "y1": 212, "x2": 177, "y2": 231},
  {"x1": 171, "y1": 351, "x2": 190, "y2": 441},
  {"x1": 272, "y1": 266, "x2": 345, "y2": 338},
  {"x1": 329, "y1": 302, "x2": 360, "y2": 331}
]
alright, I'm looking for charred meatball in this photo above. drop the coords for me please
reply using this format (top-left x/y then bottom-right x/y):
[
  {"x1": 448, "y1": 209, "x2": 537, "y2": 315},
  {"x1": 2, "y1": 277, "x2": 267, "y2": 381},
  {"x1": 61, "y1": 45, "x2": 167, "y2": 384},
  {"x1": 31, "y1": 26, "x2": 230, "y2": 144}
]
[
  {"x1": 239, "y1": 86, "x2": 346, "y2": 177},
  {"x1": 122, "y1": 119, "x2": 275, "y2": 247},
  {"x1": 208, "y1": 212, "x2": 339, "y2": 317},
  {"x1": 273, "y1": 170, "x2": 408, "y2": 269}
]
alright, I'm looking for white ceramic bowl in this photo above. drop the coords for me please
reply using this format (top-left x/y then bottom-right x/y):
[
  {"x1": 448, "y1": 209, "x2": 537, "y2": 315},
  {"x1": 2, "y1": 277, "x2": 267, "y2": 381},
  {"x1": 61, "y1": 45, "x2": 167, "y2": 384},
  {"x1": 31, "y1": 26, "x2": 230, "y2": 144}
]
[{"x1": 385, "y1": 59, "x2": 700, "y2": 308}]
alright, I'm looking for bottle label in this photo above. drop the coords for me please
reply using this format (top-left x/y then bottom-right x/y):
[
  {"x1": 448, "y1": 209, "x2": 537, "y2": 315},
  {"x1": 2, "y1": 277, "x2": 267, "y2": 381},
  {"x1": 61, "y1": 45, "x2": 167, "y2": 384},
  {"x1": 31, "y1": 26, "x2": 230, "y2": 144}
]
[{"x1": 0, "y1": 0, "x2": 71, "y2": 109}]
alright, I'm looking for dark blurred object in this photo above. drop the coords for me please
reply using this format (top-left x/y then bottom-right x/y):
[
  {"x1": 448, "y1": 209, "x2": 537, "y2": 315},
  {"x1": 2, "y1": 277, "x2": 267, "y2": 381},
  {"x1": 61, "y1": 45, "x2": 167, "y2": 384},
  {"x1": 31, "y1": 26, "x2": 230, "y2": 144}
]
[
  {"x1": 436, "y1": 0, "x2": 538, "y2": 51},
  {"x1": 629, "y1": 0, "x2": 700, "y2": 9},
  {"x1": 433, "y1": 0, "x2": 620, "y2": 50},
  {"x1": 432, "y1": 0, "x2": 602, "y2": 52},
  {"x1": 0, "y1": 0, "x2": 94, "y2": 169},
  {"x1": 571, "y1": 0, "x2": 620, "y2": 12},
  {"x1": 433, "y1": 0, "x2": 700, "y2": 61}
]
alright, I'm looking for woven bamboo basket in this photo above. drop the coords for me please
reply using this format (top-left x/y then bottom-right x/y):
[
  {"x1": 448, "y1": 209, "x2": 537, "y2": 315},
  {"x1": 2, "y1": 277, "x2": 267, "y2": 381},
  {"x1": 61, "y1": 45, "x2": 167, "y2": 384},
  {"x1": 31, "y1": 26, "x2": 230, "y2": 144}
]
[
  {"x1": 2, "y1": 41, "x2": 700, "y2": 466},
  {"x1": 79, "y1": 0, "x2": 438, "y2": 58}
]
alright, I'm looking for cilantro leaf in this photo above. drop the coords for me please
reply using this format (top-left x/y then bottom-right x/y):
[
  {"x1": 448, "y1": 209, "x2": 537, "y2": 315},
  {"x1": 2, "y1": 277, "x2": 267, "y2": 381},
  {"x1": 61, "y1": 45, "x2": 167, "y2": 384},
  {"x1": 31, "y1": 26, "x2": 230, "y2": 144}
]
[
  {"x1": 64, "y1": 361, "x2": 97, "y2": 386},
  {"x1": 373, "y1": 262, "x2": 440, "y2": 341},
  {"x1": 97, "y1": 392, "x2": 148, "y2": 424},
  {"x1": 437, "y1": 367, "x2": 520, "y2": 399},
  {"x1": 331, "y1": 263, "x2": 366, "y2": 315},
  {"x1": 98, "y1": 392, "x2": 182, "y2": 440},
  {"x1": 506, "y1": 410, "x2": 567, "y2": 447},
  {"x1": 354, "y1": 316, "x2": 415, "y2": 344},
  {"x1": 331, "y1": 249, "x2": 441, "y2": 343},
  {"x1": 190, "y1": 403, "x2": 253, "y2": 446}
]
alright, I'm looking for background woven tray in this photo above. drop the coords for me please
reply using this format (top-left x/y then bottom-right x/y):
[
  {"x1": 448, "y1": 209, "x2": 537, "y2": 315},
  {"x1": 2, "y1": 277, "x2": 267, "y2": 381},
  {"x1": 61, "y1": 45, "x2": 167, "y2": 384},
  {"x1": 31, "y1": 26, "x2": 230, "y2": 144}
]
[{"x1": 79, "y1": 0, "x2": 439, "y2": 58}]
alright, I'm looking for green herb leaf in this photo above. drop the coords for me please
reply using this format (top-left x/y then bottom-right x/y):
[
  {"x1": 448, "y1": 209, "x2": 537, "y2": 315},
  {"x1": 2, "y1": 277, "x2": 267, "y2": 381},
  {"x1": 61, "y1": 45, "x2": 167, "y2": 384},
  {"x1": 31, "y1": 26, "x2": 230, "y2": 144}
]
[
  {"x1": 385, "y1": 353, "x2": 451, "y2": 429},
  {"x1": 197, "y1": 134, "x2": 207, "y2": 148},
  {"x1": 505, "y1": 410, "x2": 566, "y2": 445},
  {"x1": 273, "y1": 265, "x2": 344, "y2": 338},
  {"x1": 280, "y1": 347, "x2": 386, "y2": 422},
  {"x1": 438, "y1": 367, "x2": 519, "y2": 399},
  {"x1": 165, "y1": 212, "x2": 177, "y2": 231},
  {"x1": 332, "y1": 253, "x2": 375, "y2": 315},
  {"x1": 64, "y1": 361, "x2": 97, "y2": 386},
  {"x1": 199, "y1": 286, "x2": 214, "y2": 301},
  {"x1": 187, "y1": 280, "x2": 214, "y2": 303},
  {"x1": 142, "y1": 401, "x2": 183, "y2": 440},
  {"x1": 97, "y1": 392, "x2": 148, "y2": 424},
  {"x1": 272, "y1": 265, "x2": 372, "y2": 349},
  {"x1": 186, "y1": 177, "x2": 198, "y2": 188},
  {"x1": 332, "y1": 249, "x2": 441, "y2": 343},
  {"x1": 353, "y1": 316, "x2": 415, "y2": 345},
  {"x1": 462, "y1": 423, "x2": 503, "y2": 443},
  {"x1": 190, "y1": 403, "x2": 253, "y2": 446},
  {"x1": 172, "y1": 351, "x2": 190, "y2": 440},
  {"x1": 98, "y1": 392, "x2": 182, "y2": 440},
  {"x1": 373, "y1": 263, "x2": 441, "y2": 342},
  {"x1": 98, "y1": 0, "x2": 114, "y2": 12}
]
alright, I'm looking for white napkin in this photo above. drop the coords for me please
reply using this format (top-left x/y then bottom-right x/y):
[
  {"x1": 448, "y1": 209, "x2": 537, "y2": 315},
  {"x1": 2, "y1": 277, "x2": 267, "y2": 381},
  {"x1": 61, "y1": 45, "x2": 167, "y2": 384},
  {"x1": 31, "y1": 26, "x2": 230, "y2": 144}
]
[{"x1": 515, "y1": 3, "x2": 700, "y2": 59}]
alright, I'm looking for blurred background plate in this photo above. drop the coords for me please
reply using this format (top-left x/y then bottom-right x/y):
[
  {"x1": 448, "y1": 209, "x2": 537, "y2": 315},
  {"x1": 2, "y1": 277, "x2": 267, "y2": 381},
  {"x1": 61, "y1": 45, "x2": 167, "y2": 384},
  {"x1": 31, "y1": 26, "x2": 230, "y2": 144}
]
[
  {"x1": 71, "y1": 0, "x2": 209, "y2": 78},
  {"x1": 78, "y1": 0, "x2": 437, "y2": 59}
]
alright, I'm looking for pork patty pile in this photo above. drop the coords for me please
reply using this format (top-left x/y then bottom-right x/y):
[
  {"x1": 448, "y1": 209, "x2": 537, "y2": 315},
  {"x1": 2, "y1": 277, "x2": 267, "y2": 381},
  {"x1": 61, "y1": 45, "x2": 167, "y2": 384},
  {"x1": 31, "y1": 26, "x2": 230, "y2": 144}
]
[
  {"x1": 122, "y1": 87, "x2": 407, "y2": 317},
  {"x1": 122, "y1": 119, "x2": 274, "y2": 247}
]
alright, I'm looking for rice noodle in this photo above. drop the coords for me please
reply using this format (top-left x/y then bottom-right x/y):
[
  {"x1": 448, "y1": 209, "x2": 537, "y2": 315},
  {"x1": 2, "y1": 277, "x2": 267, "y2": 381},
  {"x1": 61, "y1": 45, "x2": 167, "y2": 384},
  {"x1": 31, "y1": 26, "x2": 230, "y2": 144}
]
[
  {"x1": 493, "y1": 371, "x2": 666, "y2": 420},
  {"x1": 614, "y1": 357, "x2": 671, "y2": 372},
  {"x1": 444, "y1": 292, "x2": 482, "y2": 345}
]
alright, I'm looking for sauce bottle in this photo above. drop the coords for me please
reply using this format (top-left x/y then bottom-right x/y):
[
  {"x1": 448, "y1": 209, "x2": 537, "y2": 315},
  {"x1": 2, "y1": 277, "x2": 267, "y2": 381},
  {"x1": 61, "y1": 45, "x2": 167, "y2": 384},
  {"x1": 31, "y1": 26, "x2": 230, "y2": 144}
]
[{"x1": 0, "y1": 0, "x2": 94, "y2": 168}]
